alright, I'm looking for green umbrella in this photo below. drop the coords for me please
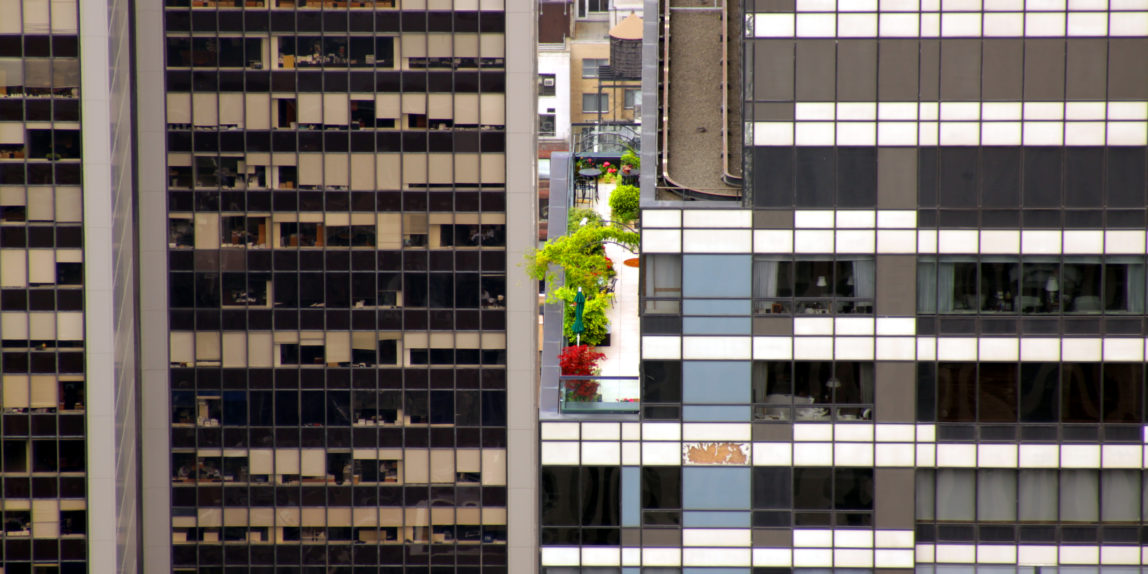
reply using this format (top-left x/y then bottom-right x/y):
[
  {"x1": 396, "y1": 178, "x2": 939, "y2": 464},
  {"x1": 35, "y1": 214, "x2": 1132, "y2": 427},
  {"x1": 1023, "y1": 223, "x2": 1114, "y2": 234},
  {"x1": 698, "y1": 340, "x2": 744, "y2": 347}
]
[{"x1": 572, "y1": 287, "x2": 586, "y2": 345}]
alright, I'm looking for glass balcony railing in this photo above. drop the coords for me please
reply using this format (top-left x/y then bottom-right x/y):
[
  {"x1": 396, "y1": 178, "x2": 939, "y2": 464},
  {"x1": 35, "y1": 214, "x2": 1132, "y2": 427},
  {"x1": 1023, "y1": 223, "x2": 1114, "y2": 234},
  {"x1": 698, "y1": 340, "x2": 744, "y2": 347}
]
[{"x1": 558, "y1": 376, "x2": 640, "y2": 414}]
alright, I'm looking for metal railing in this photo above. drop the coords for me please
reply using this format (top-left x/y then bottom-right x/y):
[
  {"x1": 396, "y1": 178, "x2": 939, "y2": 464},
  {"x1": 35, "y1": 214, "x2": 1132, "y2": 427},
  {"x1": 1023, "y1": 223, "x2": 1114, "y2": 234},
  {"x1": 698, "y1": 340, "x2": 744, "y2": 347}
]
[{"x1": 558, "y1": 376, "x2": 640, "y2": 414}]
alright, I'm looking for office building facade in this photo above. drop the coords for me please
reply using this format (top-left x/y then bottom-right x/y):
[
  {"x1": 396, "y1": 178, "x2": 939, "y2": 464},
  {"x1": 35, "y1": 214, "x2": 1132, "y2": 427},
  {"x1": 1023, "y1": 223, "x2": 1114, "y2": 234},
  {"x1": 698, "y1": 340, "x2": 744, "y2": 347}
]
[
  {"x1": 2, "y1": 0, "x2": 538, "y2": 571},
  {"x1": 540, "y1": 1, "x2": 1148, "y2": 573}
]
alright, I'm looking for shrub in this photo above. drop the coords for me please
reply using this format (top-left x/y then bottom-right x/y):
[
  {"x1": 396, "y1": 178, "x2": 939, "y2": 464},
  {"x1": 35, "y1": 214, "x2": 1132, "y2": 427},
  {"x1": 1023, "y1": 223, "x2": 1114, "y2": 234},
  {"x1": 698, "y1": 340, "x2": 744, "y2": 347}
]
[
  {"x1": 558, "y1": 344, "x2": 606, "y2": 376},
  {"x1": 568, "y1": 207, "x2": 603, "y2": 230},
  {"x1": 558, "y1": 344, "x2": 607, "y2": 402},
  {"x1": 621, "y1": 149, "x2": 640, "y2": 169},
  {"x1": 559, "y1": 287, "x2": 611, "y2": 346},
  {"x1": 609, "y1": 184, "x2": 640, "y2": 225}
]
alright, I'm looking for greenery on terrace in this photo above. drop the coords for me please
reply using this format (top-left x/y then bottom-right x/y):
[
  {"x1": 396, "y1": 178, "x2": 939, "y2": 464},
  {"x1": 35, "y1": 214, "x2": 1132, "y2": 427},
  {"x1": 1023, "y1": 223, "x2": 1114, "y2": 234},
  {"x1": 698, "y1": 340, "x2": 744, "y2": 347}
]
[{"x1": 525, "y1": 201, "x2": 640, "y2": 346}]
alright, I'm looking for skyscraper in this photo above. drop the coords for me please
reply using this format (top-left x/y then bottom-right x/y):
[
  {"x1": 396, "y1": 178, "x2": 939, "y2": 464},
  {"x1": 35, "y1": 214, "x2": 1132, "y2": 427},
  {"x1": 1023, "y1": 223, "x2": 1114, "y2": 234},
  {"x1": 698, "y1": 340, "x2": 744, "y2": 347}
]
[
  {"x1": 541, "y1": 0, "x2": 1148, "y2": 572},
  {"x1": 0, "y1": 0, "x2": 538, "y2": 571},
  {"x1": 0, "y1": 1, "x2": 106, "y2": 572}
]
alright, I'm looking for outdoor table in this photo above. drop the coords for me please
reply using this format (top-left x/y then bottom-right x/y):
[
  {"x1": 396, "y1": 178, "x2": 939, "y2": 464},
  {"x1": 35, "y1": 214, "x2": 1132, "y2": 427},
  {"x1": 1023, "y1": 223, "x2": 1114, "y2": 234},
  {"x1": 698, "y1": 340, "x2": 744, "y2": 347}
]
[{"x1": 576, "y1": 168, "x2": 602, "y2": 203}]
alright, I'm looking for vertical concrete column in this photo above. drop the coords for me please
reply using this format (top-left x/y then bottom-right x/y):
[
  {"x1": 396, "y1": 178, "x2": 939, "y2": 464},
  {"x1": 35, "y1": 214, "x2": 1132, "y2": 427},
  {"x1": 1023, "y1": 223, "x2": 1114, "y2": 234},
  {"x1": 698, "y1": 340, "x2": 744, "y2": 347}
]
[
  {"x1": 504, "y1": 0, "x2": 540, "y2": 570},
  {"x1": 79, "y1": 0, "x2": 119, "y2": 570},
  {"x1": 133, "y1": 0, "x2": 174, "y2": 570}
]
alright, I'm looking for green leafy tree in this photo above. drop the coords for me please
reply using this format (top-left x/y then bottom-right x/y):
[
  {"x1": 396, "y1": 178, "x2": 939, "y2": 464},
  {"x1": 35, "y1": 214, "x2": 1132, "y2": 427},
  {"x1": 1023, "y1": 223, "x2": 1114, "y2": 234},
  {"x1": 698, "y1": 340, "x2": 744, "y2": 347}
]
[
  {"x1": 525, "y1": 222, "x2": 639, "y2": 299},
  {"x1": 609, "y1": 184, "x2": 640, "y2": 226},
  {"x1": 525, "y1": 218, "x2": 639, "y2": 343}
]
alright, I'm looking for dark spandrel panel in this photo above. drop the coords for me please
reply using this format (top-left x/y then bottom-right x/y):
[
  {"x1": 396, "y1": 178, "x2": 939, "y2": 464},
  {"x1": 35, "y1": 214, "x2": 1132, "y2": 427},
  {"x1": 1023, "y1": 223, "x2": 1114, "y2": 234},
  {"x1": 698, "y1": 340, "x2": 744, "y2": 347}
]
[
  {"x1": 978, "y1": 425, "x2": 1017, "y2": 441},
  {"x1": 1104, "y1": 318, "x2": 1143, "y2": 335},
  {"x1": 1101, "y1": 526, "x2": 1140, "y2": 543},
  {"x1": 982, "y1": 147, "x2": 1022, "y2": 207},
  {"x1": 938, "y1": 210, "x2": 977, "y2": 227},
  {"x1": 1061, "y1": 425, "x2": 1100, "y2": 441},
  {"x1": 980, "y1": 318, "x2": 1017, "y2": 334},
  {"x1": 1018, "y1": 425, "x2": 1058, "y2": 441},
  {"x1": 1065, "y1": 147, "x2": 1104, "y2": 207},
  {"x1": 793, "y1": 512, "x2": 832, "y2": 526},
  {"x1": 937, "y1": 318, "x2": 974, "y2": 334},
  {"x1": 1064, "y1": 209, "x2": 1103, "y2": 227},
  {"x1": 937, "y1": 524, "x2": 975, "y2": 542},
  {"x1": 1107, "y1": 209, "x2": 1146, "y2": 228},
  {"x1": 1108, "y1": 147, "x2": 1147, "y2": 207},
  {"x1": 751, "y1": 511, "x2": 790, "y2": 528},
  {"x1": 641, "y1": 315, "x2": 682, "y2": 335},
  {"x1": 1021, "y1": 318, "x2": 1059, "y2": 334},
  {"x1": 1023, "y1": 209, "x2": 1060, "y2": 227},
  {"x1": 836, "y1": 148, "x2": 876, "y2": 207},
  {"x1": 1103, "y1": 425, "x2": 1142, "y2": 442},
  {"x1": 918, "y1": 147, "x2": 938, "y2": 207},
  {"x1": 795, "y1": 147, "x2": 835, "y2": 207},
  {"x1": 541, "y1": 527, "x2": 580, "y2": 545},
  {"x1": 939, "y1": 147, "x2": 978, "y2": 207},
  {"x1": 1024, "y1": 148, "x2": 1063, "y2": 207},
  {"x1": 643, "y1": 405, "x2": 679, "y2": 419},
  {"x1": 978, "y1": 525, "x2": 1015, "y2": 542},
  {"x1": 1062, "y1": 526, "x2": 1098, "y2": 542},
  {"x1": 935, "y1": 425, "x2": 975, "y2": 441},
  {"x1": 1064, "y1": 318, "x2": 1101, "y2": 334}
]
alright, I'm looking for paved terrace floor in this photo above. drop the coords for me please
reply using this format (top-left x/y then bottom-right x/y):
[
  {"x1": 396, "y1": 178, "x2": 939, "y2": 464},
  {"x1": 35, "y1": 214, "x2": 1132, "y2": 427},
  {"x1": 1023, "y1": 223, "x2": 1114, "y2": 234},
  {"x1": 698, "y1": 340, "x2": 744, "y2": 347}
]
[{"x1": 579, "y1": 181, "x2": 641, "y2": 378}]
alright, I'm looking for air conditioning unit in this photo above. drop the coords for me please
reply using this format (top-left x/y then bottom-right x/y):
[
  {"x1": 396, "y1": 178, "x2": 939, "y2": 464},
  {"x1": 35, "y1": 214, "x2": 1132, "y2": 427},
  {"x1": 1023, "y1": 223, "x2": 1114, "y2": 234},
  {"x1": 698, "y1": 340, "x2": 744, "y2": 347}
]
[{"x1": 543, "y1": 77, "x2": 555, "y2": 87}]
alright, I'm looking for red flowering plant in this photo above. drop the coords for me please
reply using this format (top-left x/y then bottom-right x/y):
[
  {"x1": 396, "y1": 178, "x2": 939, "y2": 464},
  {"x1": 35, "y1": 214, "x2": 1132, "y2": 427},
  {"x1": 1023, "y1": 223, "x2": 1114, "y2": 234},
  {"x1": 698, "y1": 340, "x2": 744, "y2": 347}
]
[{"x1": 559, "y1": 345, "x2": 606, "y2": 402}]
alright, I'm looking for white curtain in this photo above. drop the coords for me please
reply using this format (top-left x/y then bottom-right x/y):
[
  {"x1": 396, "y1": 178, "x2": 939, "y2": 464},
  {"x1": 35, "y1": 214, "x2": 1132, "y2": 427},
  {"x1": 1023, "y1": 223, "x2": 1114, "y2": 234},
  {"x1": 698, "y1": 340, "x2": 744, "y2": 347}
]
[
  {"x1": 918, "y1": 261, "x2": 937, "y2": 313},
  {"x1": 977, "y1": 469, "x2": 1017, "y2": 521},
  {"x1": 936, "y1": 469, "x2": 974, "y2": 521},
  {"x1": 859, "y1": 363, "x2": 875, "y2": 404},
  {"x1": 1143, "y1": 471, "x2": 1148, "y2": 521},
  {"x1": 1018, "y1": 470, "x2": 1057, "y2": 521},
  {"x1": 751, "y1": 361, "x2": 770, "y2": 401},
  {"x1": 1126, "y1": 262, "x2": 1145, "y2": 313},
  {"x1": 1102, "y1": 469, "x2": 1140, "y2": 521},
  {"x1": 916, "y1": 469, "x2": 935, "y2": 520},
  {"x1": 753, "y1": 260, "x2": 779, "y2": 298},
  {"x1": 937, "y1": 262, "x2": 956, "y2": 312},
  {"x1": 851, "y1": 259, "x2": 875, "y2": 300},
  {"x1": 1060, "y1": 469, "x2": 1099, "y2": 522}
]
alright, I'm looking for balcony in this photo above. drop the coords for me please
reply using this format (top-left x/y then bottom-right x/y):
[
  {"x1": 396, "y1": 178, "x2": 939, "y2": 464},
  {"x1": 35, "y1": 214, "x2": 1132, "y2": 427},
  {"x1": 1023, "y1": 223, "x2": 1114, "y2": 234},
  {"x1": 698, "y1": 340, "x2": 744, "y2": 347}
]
[
  {"x1": 558, "y1": 376, "x2": 640, "y2": 414},
  {"x1": 539, "y1": 152, "x2": 642, "y2": 420}
]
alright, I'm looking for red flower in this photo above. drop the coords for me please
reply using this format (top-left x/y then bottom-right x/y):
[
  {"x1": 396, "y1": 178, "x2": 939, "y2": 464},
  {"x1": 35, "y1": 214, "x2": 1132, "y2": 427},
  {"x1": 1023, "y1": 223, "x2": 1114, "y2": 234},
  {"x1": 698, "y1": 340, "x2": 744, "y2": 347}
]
[
  {"x1": 608, "y1": 168, "x2": 617, "y2": 174},
  {"x1": 603, "y1": 162, "x2": 611, "y2": 167}
]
